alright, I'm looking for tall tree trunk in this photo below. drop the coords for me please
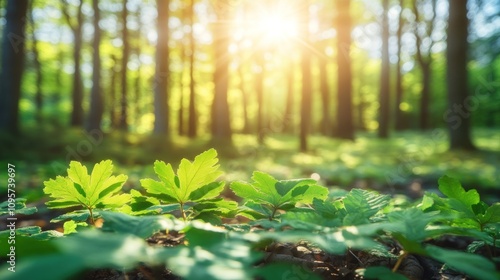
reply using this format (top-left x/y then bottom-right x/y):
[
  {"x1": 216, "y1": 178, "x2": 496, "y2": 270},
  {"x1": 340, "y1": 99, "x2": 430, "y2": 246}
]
[
  {"x1": 211, "y1": 8, "x2": 232, "y2": 143},
  {"x1": 109, "y1": 55, "x2": 118, "y2": 128},
  {"x1": 187, "y1": 0, "x2": 197, "y2": 138},
  {"x1": 87, "y1": 0, "x2": 103, "y2": 132},
  {"x1": 283, "y1": 61, "x2": 295, "y2": 134},
  {"x1": 119, "y1": 0, "x2": 129, "y2": 131},
  {"x1": 419, "y1": 63, "x2": 431, "y2": 130},
  {"x1": 335, "y1": 0, "x2": 354, "y2": 140},
  {"x1": 446, "y1": 0, "x2": 475, "y2": 150},
  {"x1": 300, "y1": 0, "x2": 312, "y2": 151},
  {"x1": 61, "y1": 0, "x2": 84, "y2": 127},
  {"x1": 29, "y1": 0, "x2": 43, "y2": 123},
  {"x1": 256, "y1": 53, "x2": 265, "y2": 144},
  {"x1": 153, "y1": 0, "x2": 170, "y2": 134},
  {"x1": 378, "y1": 0, "x2": 390, "y2": 139},
  {"x1": 395, "y1": 0, "x2": 405, "y2": 131},
  {"x1": 134, "y1": 8, "x2": 143, "y2": 130},
  {"x1": 178, "y1": 34, "x2": 185, "y2": 136},
  {"x1": 238, "y1": 63, "x2": 250, "y2": 134},
  {"x1": 319, "y1": 45, "x2": 331, "y2": 136},
  {"x1": 0, "y1": 0, "x2": 28, "y2": 134}
]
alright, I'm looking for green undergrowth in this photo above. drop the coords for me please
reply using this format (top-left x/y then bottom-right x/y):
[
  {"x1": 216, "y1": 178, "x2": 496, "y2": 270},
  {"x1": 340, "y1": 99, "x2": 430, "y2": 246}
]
[{"x1": 1, "y1": 149, "x2": 499, "y2": 279}]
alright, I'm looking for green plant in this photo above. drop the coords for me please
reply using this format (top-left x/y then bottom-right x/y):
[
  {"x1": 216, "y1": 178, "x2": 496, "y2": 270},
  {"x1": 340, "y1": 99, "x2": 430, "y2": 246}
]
[
  {"x1": 43, "y1": 160, "x2": 129, "y2": 226},
  {"x1": 230, "y1": 171, "x2": 328, "y2": 220}
]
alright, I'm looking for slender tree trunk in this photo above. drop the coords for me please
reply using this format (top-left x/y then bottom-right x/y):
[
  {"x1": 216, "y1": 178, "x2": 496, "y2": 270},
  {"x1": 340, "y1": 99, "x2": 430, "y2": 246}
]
[
  {"x1": 378, "y1": 0, "x2": 390, "y2": 139},
  {"x1": 238, "y1": 63, "x2": 250, "y2": 134},
  {"x1": 420, "y1": 63, "x2": 431, "y2": 130},
  {"x1": 187, "y1": 0, "x2": 197, "y2": 138},
  {"x1": 283, "y1": 60, "x2": 295, "y2": 134},
  {"x1": 134, "y1": 8, "x2": 143, "y2": 129},
  {"x1": 109, "y1": 55, "x2": 118, "y2": 128},
  {"x1": 87, "y1": 0, "x2": 103, "y2": 132},
  {"x1": 319, "y1": 46, "x2": 331, "y2": 136},
  {"x1": 61, "y1": 0, "x2": 85, "y2": 127},
  {"x1": 0, "y1": 0, "x2": 28, "y2": 134},
  {"x1": 119, "y1": 0, "x2": 129, "y2": 131},
  {"x1": 395, "y1": 0, "x2": 405, "y2": 131},
  {"x1": 256, "y1": 53, "x2": 265, "y2": 144},
  {"x1": 446, "y1": 0, "x2": 475, "y2": 150},
  {"x1": 300, "y1": 0, "x2": 312, "y2": 151},
  {"x1": 29, "y1": 0, "x2": 43, "y2": 123},
  {"x1": 178, "y1": 37, "x2": 185, "y2": 136},
  {"x1": 335, "y1": 0, "x2": 354, "y2": 140},
  {"x1": 153, "y1": 0, "x2": 170, "y2": 134},
  {"x1": 211, "y1": 8, "x2": 232, "y2": 142},
  {"x1": 54, "y1": 38, "x2": 63, "y2": 105}
]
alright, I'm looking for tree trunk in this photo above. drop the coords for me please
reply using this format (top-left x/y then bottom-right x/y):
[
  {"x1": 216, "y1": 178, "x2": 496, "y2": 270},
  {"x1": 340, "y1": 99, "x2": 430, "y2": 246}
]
[
  {"x1": 335, "y1": 0, "x2": 354, "y2": 140},
  {"x1": 0, "y1": 0, "x2": 28, "y2": 134},
  {"x1": 109, "y1": 55, "x2": 119, "y2": 129},
  {"x1": 211, "y1": 9, "x2": 232, "y2": 143},
  {"x1": 187, "y1": 0, "x2": 197, "y2": 138},
  {"x1": 283, "y1": 61, "x2": 295, "y2": 134},
  {"x1": 178, "y1": 35, "x2": 185, "y2": 136},
  {"x1": 87, "y1": 0, "x2": 103, "y2": 132},
  {"x1": 419, "y1": 63, "x2": 431, "y2": 130},
  {"x1": 378, "y1": 0, "x2": 390, "y2": 139},
  {"x1": 319, "y1": 46, "x2": 331, "y2": 136},
  {"x1": 29, "y1": 0, "x2": 43, "y2": 123},
  {"x1": 300, "y1": 0, "x2": 312, "y2": 151},
  {"x1": 134, "y1": 8, "x2": 143, "y2": 129},
  {"x1": 446, "y1": 0, "x2": 475, "y2": 150},
  {"x1": 255, "y1": 53, "x2": 265, "y2": 144},
  {"x1": 153, "y1": 0, "x2": 170, "y2": 135},
  {"x1": 395, "y1": 0, "x2": 405, "y2": 131},
  {"x1": 238, "y1": 63, "x2": 251, "y2": 134},
  {"x1": 61, "y1": 0, "x2": 85, "y2": 127},
  {"x1": 119, "y1": 0, "x2": 129, "y2": 131}
]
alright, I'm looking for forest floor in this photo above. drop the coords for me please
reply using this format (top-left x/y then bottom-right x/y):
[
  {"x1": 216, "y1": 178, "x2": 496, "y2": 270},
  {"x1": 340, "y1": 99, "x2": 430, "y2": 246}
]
[{"x1": 1, "y1": 128, "x2": 499, "y2": 279}]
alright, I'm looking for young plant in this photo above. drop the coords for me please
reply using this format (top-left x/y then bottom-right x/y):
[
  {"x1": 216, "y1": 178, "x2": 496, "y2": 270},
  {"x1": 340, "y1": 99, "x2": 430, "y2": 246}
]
[
  {"x1": 230, "y1": 171, "x2": 328, "y2": 220},
  {"x1": 43, "y1": 160, "x2": 129, "y2": 227},
  {"x1": 139, "y1": 149, "x2": 236, "y2": 223}
]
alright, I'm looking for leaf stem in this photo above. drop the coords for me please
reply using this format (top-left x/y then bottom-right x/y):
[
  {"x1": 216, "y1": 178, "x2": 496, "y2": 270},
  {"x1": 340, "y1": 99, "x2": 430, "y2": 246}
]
[
  {"x1": 270, "y1": 207, "x2": 278, "y2": 221},
  {"x1": 392, "y1": 251, "x2": 408, "y2": 272},
  {"x1": 179, "y1": 202, "x2": 187, "y2": 222},
  {"x1": 88, "y1": 207, "x2": 95, "y2": 225}
]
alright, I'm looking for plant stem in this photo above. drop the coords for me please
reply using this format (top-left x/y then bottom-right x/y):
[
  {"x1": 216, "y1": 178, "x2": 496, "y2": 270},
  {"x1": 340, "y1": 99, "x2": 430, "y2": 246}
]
[
  {"x1": 88, "y1": 207, "x2": 95, "y2": 225},
  {"x1": 392, "y1": 251, "x2": 408, "y2": 272},
  {"x1": 179, "y1": 202, "x2": 187, "y2": 222},
  {"x1": 270, "y1": 208, "x2": 278, "y2": 221}
]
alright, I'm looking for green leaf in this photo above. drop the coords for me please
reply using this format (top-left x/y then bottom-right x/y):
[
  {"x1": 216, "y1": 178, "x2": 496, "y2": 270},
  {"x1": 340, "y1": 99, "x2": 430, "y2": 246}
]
[
  {"x1": 479, "y1": 203, "x2": 500, "y2": 225},
  {"x1": 100, "y1": 211, "x2": 183, "y2": 238},
  {"x1": 51, "y1": 210, "x2": 90, "y2": 223},
  {"x1": 0, "y1": 198, "x2": 37, "y2": 216},
  {"x1": 425, "y1": 245, "x2": 500, "y2": 280},
  {"x1": 141, "y1": 149, "x2": 223, "y2": 205},
  {"x1": 342, "y1": 189, "x2": 390, "y2": 225},
  {"x1": 63, "y1": 220, "x2": 88, "y2": 235},
  {"x1": 438, "y1": 175, "x2": 480, "y2": 207},
  {"x1": 254, "y1": 263, "x2": 322, "y2": 280},
  {"x1": 43, "y1": 160, "x2": 129, "y2": 211}
]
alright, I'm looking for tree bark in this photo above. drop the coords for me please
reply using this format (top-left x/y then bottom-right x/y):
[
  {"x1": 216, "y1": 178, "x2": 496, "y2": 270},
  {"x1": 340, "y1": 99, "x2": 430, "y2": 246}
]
[
  {"x1": 238, "y1": 63, "x2": 251, "y2": 134},
  {"x1": 87, "y1": 0, "x2": 103, "y2": 132},
  {"x1": 335, "y1": 0, "x2": 354, "y2": 140},
  {"x1": 395, "y1": 0, "x2": 405, "y2": 131},
  {"x1": 119, "y1": 0, "x2": 129, "y2": 131},
  {"x1": 187, "y1": 0, "x2": 197, "y2": 138},
  {"x1": 283, "y1": 61, "x2": 295, "y2": 134},
  {"x1": 378, "y1": 0, "x2": 390, "y2": 139},
  {"x1": 61, "y1": 0, "x2": 84, "y2": 127},
  {"x1": 319, "y1": 44, "x2": 331, "y2": 136},
  {"x1": 29, "y1": 0, "x2": 43, "y2": 123},
  {"x1": 255, "y1": 53, "x2": 265, "y2": 144},
  {"x1": 300, "y1": 0, "x2": 312, "y2": 151},
  {"x1": 211, "y1": 8, "x2": 232, "y2": 143},
  {"x1": 0, "y1": 0, "x2": 28, "y2": 134},
  {"x1": 446, "y1": 0, "x2": 475, "y2": 150},
  {"x1": 109, "y1": 55, "x2": 119, "y2": 129},
  {"x1": 153, "y1": 0, "x2": 170, "y2": 135}
]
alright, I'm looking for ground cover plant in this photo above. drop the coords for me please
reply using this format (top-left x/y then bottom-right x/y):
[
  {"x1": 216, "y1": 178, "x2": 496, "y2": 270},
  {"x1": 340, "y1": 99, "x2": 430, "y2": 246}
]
[{"x1": 1, "y1": 149, "x2": 499, "y2": 280}]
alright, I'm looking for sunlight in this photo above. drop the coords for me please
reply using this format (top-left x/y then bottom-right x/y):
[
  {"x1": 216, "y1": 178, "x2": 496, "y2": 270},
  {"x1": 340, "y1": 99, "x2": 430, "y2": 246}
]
[{"x1": 255, "y1": 12, "x2": 298, "y2": 45}]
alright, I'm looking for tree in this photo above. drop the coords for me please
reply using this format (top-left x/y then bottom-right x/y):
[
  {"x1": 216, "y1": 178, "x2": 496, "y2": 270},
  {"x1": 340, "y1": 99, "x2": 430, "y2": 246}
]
[
  {"x1": 60, "y1": 0, "x2": 84, "y2": 127},
  {"x1": 378, "y1": 0, "x2": 391, "y2": 138},
  {"x1": 109, "y1": 55, "x2": 119, "y2": 129},
  {"x1": 255, "y1": 53, "x2": 265, "y2": 144},
  {"x1": 87, "y1": 0, "x2": 103, "y2": 132},
  {"x1": 282, "y1": 60, "x2": 295, "y2": 134},
  {"x1": 335, "y1": 0, "x2": 354, "y2": 140},
  {"x1": 211, "y1": 5, "x2": 232, "y2": 143},
  {"x1": 300, "y1": 0, "x2": 312, "y2": 151},
  {"x1": 28, "y1": 0, "x2": 43, "y2": 123},
  {"x1": 412, "y1": 0, "x2": 437, "y2": 130},
  {"x1": 394, "y1": 0, "x2": 406, "y2": 131},
  {"x1": 187, "y1": 0, "x2": 197, "y2": 138},
  {"x1": 119, "y1": 0, "x2": 129, "y2": 131},
  {"x1": 0, "y1": 0, "x2": 28, "y2": 134},
  {"x1": 446, "y1": 0, "x2": 475, "y2": 150},
  {"x1": 153, "y1": 0, "x2": 170, "y2": 135}
]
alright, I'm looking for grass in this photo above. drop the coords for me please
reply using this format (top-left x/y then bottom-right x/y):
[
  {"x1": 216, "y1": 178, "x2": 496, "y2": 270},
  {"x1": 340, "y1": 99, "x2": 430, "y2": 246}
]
[{"x1": 1, "y1": 127, "x2": 499, "y2": 203}]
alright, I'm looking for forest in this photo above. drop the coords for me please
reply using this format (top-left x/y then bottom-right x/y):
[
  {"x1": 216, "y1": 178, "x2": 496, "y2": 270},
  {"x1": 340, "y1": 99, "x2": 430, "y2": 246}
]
[{"x1": 0, "y1": 0, "x2": 500, "y2": 279}]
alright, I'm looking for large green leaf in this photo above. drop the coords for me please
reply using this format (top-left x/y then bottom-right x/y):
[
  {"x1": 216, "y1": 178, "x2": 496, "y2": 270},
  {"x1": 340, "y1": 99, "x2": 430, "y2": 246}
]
[
  {"x1": 0, "y1": 198, "x2": 37, "y2": 216},
  {"x1": 100, "y1": 211, "x2": 184, "y2": 238},
  {"x1": 438, "y1": 175, "x2": 480, "y2": 207},
  {"x1": 342, "y1": 189, "x2": 390, "y2": 225},
  {"x1": 43, "y1": 160, "x2": 129, "y2": 210},
  {"x1": 141, "y1": 149, "x2": 223, "y2": 204}
]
